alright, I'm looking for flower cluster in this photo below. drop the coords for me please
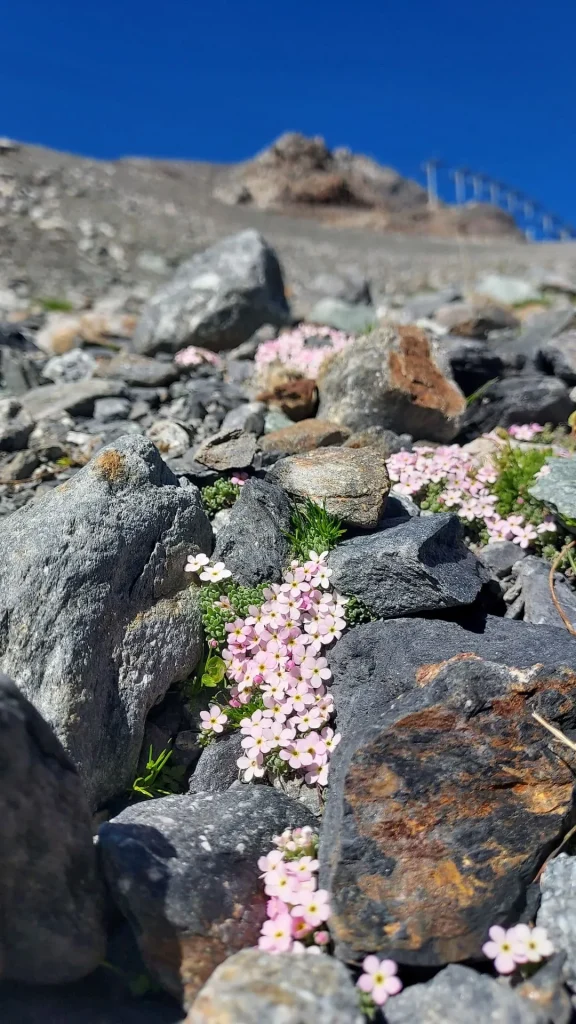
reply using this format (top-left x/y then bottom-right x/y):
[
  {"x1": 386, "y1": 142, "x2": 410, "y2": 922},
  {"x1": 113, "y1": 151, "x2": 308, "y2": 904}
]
[
  {"x1": 357, "y1": 956, "x2": 402, "y2": 1007},
  {"x1": 482, "y1": 924, "x2": 553, "y2": 974},
  {"x1": 257, "y1": 827, "x2": 331, "y2": 955},
  {"x1": 508, "y1": 423, "x2": 544, "y2": 441},
  {"x1": 174, "y1": 345, "x2": 223, "y2": 368},
  {"x1": 198, "y1": 551, "x2": 344, "y2": 787},
  {"x1": 185, "y1": 552, "x2": 232, "y2": 583},
  {"x1": 254, "y1": 323, "x2": 354, "y2": 378},
  {"x1": 387, "y1": 443, "x2": 556, "y2": 549}
]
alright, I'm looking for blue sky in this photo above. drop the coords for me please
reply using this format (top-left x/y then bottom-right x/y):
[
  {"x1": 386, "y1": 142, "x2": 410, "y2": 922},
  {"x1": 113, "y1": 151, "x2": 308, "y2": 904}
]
[{"x1": 2, "y1": 0, "x2": 576, "y2": 224}]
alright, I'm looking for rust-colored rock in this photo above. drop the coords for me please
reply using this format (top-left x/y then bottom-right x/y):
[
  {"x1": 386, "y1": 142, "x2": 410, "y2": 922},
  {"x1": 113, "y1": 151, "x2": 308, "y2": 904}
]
[
  {"x1": 317, "y1": 325, "x2": 465, "y2": 442},
  {"x1": 259, "y1": 419, "x2": 350, "y2": 454},
  {"x1": 257, "y1": 376, "x2": 318, "y2": 421},
  {"x1": 269, "y1": 446, "x2": 390, "y2": 528},
  {"x1": 321, "y1": 655, "x2": 576, "y2": 967}
]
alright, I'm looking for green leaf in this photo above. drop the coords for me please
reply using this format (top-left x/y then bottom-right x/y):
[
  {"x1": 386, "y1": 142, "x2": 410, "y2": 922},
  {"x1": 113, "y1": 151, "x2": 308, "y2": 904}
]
[{"x1": 200, "y1": 654, "x2": 226, "y2": 688}]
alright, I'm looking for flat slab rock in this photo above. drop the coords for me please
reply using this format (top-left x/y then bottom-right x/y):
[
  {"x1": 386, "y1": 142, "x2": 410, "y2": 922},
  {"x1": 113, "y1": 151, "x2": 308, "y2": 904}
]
[
  {"x1": 186, "y1": 949, "x2": 363, "y2": 1024},
  {"x1": 259, "y1": 418, "x2": 351, "y2": 454},
  {"x1": 19, "y1": 378, "x2": 127, "y2": 421},
  {"x1": 530, "y1": 456, "x2": 576, "y2": 520},
  {"x1": 0, "y1": 434, "x2": 211, "y2": 807},
  {"x1": 321, "y1": 654, "x2": 576, "y2": 967},
  {"x1": 194, "y1": 427, "x2": 258, "y2": 470},
  {"x1": 269, "y1": 446, "x2": 390, "y2": 528},
  {"x1": 0, "y1": 673, "x2": 105, "y2": 984},
  {"x1": 327, "y1": 613, "x2": 576, "y2": 733},
  {"x1": 328, "y1": 513, "x2": 489, "y2": 617},
  {"x1": 98, "y1": 787, "x2": 316, "y2": 1006}
]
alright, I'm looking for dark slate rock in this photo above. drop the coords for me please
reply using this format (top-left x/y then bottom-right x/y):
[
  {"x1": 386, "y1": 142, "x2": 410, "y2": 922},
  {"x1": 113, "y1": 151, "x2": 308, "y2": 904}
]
[
  {"x1": 538, "y1": 855, "x2": 576, "y2": 990},
  {"x1": 0, "y1": 982, "x2": 181, "y2": 1024},
  {"x1": 186, "y1": 949, "x2": 363, "y2": 1024},
  {"x1": 439, "y1": 336, "x2": 504, "y2": 396},
  {"x1": 529, "y1": 457, "x2": 576, "y2": 519},
  {"x1": 96, "y1": 352, "x2": 179, "y2": 387},
  {"x1": 213, "y1": 478, "x2": 292, "y2": 584},
  {"x1": 220, "y1": 402, "x2": 266, "y2": 435},
  {"x1": 458, "y1": 375, "x2": 574, "y2": 441},
  {"x1": 19, "y1": 378, "x2": 127, "y2": 422},
  {"x1": 0, "y1": 673, "x2": 105, "y2": 983},
  {"x1": 0, "y1": 346, "x2": 44, "y2": 395},
  {"x1": 477, "y1": 540, "x2": 526, "y2": 577},
  {"x1": 194, "y1": 427, "x2": 258, "y2": 471},
  {"x1": 494, "y1": 307, "x2": 576, "y2": 365},
  {"x1": 328, "y1": 514, "x2": 488, "y2": 617},
  {"x1": 133, "y1": 230, "x2": 290, "y2": 355},
  {"x1": 516, "y1": 555, "x2": 576, "y2": 627},
  {"x1": 188, "y1": 732, "x2": 244, "y2": 793},
  {"x1": 327, "y1": 614, "x2": 576, "y2": 733},
  {"x1": 98, "y1": 788, "x2": 316, "y2": 1006},
  {"x1": 321, "y1": 656, "x2": 576, "y2": 966},
  {"x1": 93, "y1": 396, "x2": 132, "y2": 422},
  {"x1": 538, "y1": 329, "x2": 576, "y2": 385},
  {"x1": 385, "y1": 964, "x2": 545, "y2": 1024},
  {"x1": 309, "y1": 269, "x2": 372, "y2": 306},
  {"x1": 0, "y1": 435, "x2": 211, "y2": 807}
]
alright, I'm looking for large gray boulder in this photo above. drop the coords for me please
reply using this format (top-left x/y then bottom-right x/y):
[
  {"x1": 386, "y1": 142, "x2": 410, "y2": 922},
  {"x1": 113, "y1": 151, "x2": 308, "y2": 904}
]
[
  {"x1": 385, "y1": 964, "x2": 545, "y2": 1024},
  {"x1": 530, "y1": 456, "x2": 576, "y2": 519},
  {"x1": 0, "y1": 673, "x2": 105, "y2": 984},
  {"x1": 98, "y1": 788, "x2": 315, "y2": 1006},
  {"x1": 459, "y1": 375, "x2": 575, "y2": 440},
  {"x1": 317, "y1": 325, "x2": 465, "y2": 442},
  {"x1": 538, "y1": 854, "x2": 576, "y2": 990},
  {"x1": 328, "y1": 514, "x2": 489, "y2": 617},
  {"x1": 133, "y1": 230, "x2": 290, "y2": 355},
  {"x1": 0, "y1": 434, "x2": 211, "y2": 807}
]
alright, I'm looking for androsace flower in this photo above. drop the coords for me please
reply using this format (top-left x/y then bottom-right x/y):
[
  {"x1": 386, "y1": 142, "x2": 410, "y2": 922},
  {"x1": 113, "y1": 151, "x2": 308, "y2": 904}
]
[
  {"x1": 356, "y1": 956, "x2": 402, "y2": 1006},
  {"x1": 199, "y1": 561, "x2": 232, "y2": 583},
  {"x1": 482, "y1": 925, "x2": 526, "y2": 974},
  {"x1": 199, "y1": 705, "x2": 227, "y2": 732},
  {"x1": 512, "y1": 924, "x2": 554, "y2": 962},
  {"x1": 185, "y1": 552, "x2": 210, "y2": 573}
]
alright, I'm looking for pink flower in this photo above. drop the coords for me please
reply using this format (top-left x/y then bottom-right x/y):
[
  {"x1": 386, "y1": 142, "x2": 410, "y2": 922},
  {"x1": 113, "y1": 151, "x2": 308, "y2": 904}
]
[
  {"x1": 174, "y1": 345, "x2": 223, "y2": 368},
  {"x1": 185, "y1": 552, "x2": 210, "y2": 573},
  {"x1": 199, "y1": 561, "x2": 232, "y2": 582},
  {"x1": 482, "y1": 925, "x2": 526, "y2": 974},
  {"x1": 237, "y1": 754, "x2": 265, "y2": 782},
  {"x1": 258, "y1": 913, "x2": 293, "y2": 953},
  {"x1": 357, "y1": 957, "x2": 402, "y2": 1006},
  {"x1": 230, "y1": 472, "x2": 249, "y2": 486},
  {"x1": 314, "y1": 930, "x2": 330, "y2": 945},
  {"x1": 199, "y1": 706, "x2": 227, "y2": 733},
  {"x1": 291, "y1": 888, "x2": 331, "y2": 927},
  {"x1": 512, "y1": 924, "x2": 554, "y2": 963}
]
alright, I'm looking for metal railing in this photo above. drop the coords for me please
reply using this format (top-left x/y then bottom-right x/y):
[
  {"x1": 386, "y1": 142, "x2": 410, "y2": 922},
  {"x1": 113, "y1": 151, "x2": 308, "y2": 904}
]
[{"x1": 421, "y1": 159, "x2": 575, "y2": 241}]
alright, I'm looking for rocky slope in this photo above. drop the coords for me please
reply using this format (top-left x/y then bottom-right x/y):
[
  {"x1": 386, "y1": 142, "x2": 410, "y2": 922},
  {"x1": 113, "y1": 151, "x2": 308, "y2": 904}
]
[{"x1": 3, "y1": 191, "x2": 576, "y2": 1023}]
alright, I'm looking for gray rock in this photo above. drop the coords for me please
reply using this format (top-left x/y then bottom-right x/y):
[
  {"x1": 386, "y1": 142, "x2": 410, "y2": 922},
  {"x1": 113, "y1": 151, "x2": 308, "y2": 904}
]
[
  {"x1": 147, "y1": 419, "x2": 192, "y2": 457},
  {"x1": 133, "y1": 230, "x2": 290, "y2": 355},
  {"x1": 0, "y1": 345, "x2": 43, "y2": 396},
  {"x1": 459, "y1": 375, "x2": 574, "y2": 441},
  {"x1": 478, "y1": 540, "x2": 526, "y2": 577},
  {"x1": 220, "y1": 401, "x2": 266, "y2": 435},
  {"x1": 43, "y1": 348, "x2": 97, "y2": 383},
  {"x1": 0, "y1": 449, "x2": 40, "y2": 481},
  {"x1": 213, "y1": 478, "x2": 291, "y2": 584},
  {"x1": 0, "y1": 397, "x2": 34, "y2": 451},
  {"x1": 494, "y1": 307, "x2": 575, "y2": 364},
  {"x1": 194, "y1": 427, "x2": 258, "y2": 471},
  {"x1": 516, "y1": 555, "x2": 576, "y2": 627},
  {"x1": 476, "y1": 273, "x2": 542, "y2": 306},
  {"x1": 403, "y1": 287, "x2": 462, "y2": 320},
  {"x1": 385, "y1": 964, "x2": 544, "y2": 1024},
  {"x1": 96, "y1": 351, "x2": 179, "y2": 387},
  {"x1": 20, "y1": 378, "x2": 126, "y2": 422},
  {"x1": 343, "y1": 426, "x2": 413, "y2": 457},
  {"x1": 308, "y1": 297, "x2": 377, "y2": 334},
  {"x1": 188, "y1": 732, "x2": 244, "y2": 793},
  {"x1": 384, "y1": 489, "x2": 421, "y2": 518},
  {"x1": 515, "y1": 955, "x2": 572, "y2": 1024},
  {"x1": 98, "y1": 788, "x2": 316, "y2": 1005},
  {"x1": 269, "y1": 446, "x2": 390, "y2": 528},
  {"x1": 329, "y1": 514, "x2": 488, "y2": 617},
  {"x1": 309, "y1": 269, "x2": 372, "y2": 306},
  {"x1": 538, "y1": 854, "x2": 576, "y2": 990},
  {"x1": 327, "y1": 614, "x2": 576, "y2": 733},
  {"x1": 186, "y1": 949, "x2": 362, "y2": 1024},
  {"x1": 538, "y1": 329, "x2": 576, "y2": 385},
  {"x1": 434, "y1": 300, "x2": 519, "y2": 338},
  {"x1": 0, "y1": 435, "x2": 211, "y2": 807},
  {"x1": 264, "y1": 408, "x2": 294, "y2": 433},
  {"x1": 93, "y1": 396, "x2": 132, "y2": 422},
  {"x1": 0, "y1": 673, "x2": 105, "y2": 983},
  {"x1": 317, "y1": 326, "x2": 465, "y2": 442},
  {"x1": 529, "y1": 457, "x2": 576, "y2": 518}
]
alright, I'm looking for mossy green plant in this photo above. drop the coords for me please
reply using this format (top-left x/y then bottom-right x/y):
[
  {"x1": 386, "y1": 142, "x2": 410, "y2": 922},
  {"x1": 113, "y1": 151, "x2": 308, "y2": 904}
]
[
  {"x1": 131, "y1": 746, "x2": 185, "y2": 799},
  {"x1": 201, "y1": 478, "x2": 240, "y2": 517},
  {"x1": 37, "y1": 296, "x2": 75, "y2": 312}
]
